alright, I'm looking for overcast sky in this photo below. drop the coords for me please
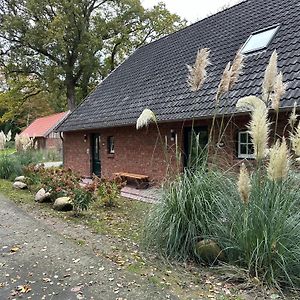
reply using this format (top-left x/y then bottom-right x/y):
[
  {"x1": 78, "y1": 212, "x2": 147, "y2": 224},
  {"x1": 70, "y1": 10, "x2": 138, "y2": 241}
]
[{"x1": 141, "y1": 0, "x2": 240, "y2": 23}]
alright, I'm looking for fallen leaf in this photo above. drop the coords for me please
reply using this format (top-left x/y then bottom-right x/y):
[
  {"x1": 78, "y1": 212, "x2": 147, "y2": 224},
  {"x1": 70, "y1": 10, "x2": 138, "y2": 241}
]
[
  {"x1": 16, "y1": 284, "x2": 31, "y2": 293},
  {"x1": 10, "y1": 246, "x2": 20, "y2": 253}
]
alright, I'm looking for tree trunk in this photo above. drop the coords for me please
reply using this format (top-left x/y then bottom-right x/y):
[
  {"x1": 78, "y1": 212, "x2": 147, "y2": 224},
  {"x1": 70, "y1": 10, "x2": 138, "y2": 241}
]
[{"x1": 66, "y1": 79, "x2": 76, "y2": 111}]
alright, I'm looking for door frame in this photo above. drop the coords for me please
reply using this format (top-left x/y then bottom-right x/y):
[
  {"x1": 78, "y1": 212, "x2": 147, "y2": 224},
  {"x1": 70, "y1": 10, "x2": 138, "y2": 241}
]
[{"x1": 91, "y1": 133, "x2": 101, "y2": 176}]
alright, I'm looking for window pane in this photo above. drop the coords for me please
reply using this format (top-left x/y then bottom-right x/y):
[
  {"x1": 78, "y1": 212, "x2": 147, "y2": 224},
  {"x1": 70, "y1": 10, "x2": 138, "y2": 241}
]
[
  {"x1": 240, "y1": 144, "x2": 247, "y2": 155},
  {"x1": 248, "y1": 143, "x2": 254, "y2": 155},
  {"x1": 242, "y1": 26, "x2": 278, "y2": 53},
  {"x1": 240, "y1": 132, "x2": 247, "y2": 143}
]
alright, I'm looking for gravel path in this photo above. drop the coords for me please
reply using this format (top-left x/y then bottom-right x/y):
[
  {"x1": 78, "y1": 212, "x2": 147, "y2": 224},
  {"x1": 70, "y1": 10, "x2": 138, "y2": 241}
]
[{"x1": 0, "y1": 194, "x2": 178, "y2": 300}]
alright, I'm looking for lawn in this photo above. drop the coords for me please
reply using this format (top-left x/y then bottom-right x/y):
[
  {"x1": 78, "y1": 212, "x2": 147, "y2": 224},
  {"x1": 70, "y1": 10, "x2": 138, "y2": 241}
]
[{"x1": 0, "y1": 179, "x2": 295, "y2": 300}]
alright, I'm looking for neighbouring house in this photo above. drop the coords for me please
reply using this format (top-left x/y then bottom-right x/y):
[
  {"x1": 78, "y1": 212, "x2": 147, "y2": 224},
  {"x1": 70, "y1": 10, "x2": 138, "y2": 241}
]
[
  {"x1": 56, "y1": 0, "x2": 300, "y2": 182},
  {"x1": 22, "y1": 112, "x2": 69, "y2": 152}
]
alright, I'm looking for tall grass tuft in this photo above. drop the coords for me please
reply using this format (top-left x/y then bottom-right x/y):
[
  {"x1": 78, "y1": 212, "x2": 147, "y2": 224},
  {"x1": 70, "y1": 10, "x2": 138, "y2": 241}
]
[
  {"x1": 144, "y1": 165, "x2": 236, "y2": 261},
  {"x1": 0, "y1": 154, "x2": 22, "y2": 180}
]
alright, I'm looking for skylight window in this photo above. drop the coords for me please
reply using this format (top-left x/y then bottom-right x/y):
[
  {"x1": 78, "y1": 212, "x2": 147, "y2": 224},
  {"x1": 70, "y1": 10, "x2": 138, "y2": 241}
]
[{"x1": 241, "y1": 25, "x2": 279, "y2": 54}]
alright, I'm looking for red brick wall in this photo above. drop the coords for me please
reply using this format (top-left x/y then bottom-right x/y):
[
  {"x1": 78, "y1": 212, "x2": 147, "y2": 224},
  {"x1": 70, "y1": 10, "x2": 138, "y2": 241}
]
[
  {"x1": 63, "y1": 131, "x2": 91, "y2": 177},
  {"x1": 63, "y1": 123, "x2": 188, "y2": 182},
  {"x1": 62, "y1": 114, "x2": 291, "y2": 181},
  {"x1": 45, "y1": 138, "x2": 63, "y2": 152}
]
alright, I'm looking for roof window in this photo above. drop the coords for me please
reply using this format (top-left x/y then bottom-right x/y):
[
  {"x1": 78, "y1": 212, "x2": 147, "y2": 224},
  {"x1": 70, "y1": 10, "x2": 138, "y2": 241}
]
[{"x1": 241, "y1": 25, "x2": 279, "y2": 54}]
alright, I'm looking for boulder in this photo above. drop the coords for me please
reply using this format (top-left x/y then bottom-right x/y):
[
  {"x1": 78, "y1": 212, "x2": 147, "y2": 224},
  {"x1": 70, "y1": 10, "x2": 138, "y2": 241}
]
[
  {"x1": 195, "y1": 239, "x2": 224, "y2": 264},
  {"x1": 53, "y1": 197, "x2": 73, "y2": 211},
  {"x1": 15, "y1": 176, "x2": 26, "y2": 182},
  {"x1": 35, "y1": 188, "x2": 51, "y2": 203},
  {"x1": 13, "y1": 181, "x2": 27, "y2": 189}
]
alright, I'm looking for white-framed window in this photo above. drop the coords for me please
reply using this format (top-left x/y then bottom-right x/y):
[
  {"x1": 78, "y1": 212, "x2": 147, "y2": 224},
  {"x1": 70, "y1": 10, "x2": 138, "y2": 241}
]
[
  {"x1": 107, "y1": 136, "x2": 115, "y2": 154},
  {"x1": 241, "y1": 25, "x2": 280, "y2": 54},
  {"x1": 238, "y1": 131, "x2": 255, "y2": 159}
]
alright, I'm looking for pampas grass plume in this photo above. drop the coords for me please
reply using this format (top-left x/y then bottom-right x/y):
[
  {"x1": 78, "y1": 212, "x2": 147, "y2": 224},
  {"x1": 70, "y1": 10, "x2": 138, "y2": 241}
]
[
  {"x1": 238, "y1": 163, "x2": 251, "y2": 204},
  {"x1": 187, "y1": 48, "x2": 210, "y2": 91},
  {"x1": 291, "y1": 122, "x2": 300, "y2": 156},
  {"x1": 136, "y1": 108, "x2": 157, "y2": 130},
  {"x1": 229, "y1": 51, "x2": 244, "y2": 90},
  {"x1": 289, "y1": 102, "x2": 298, "y2": 129},
  {"x1": 236, "y1": 96, "x2": 270, "y2": 161},
  {"x1": 262, "y1": 50, "x2": 278, "y2": 102},
  {"x1": 216, "y1": 62, "x2": 231, "y2": 103},
  {"x1": 267, "y1": 138, "x2": 290, "y2": 181},
  {"x1": 272, "y1": 72, "x2": 286, "y2": 112},
  {"x1": 236, "y1": 96, "x2": 266, "y2": 111}
]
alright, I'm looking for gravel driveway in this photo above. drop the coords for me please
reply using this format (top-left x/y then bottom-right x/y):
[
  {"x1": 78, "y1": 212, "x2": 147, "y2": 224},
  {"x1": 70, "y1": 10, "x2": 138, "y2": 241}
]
[{"x1": 0, "y1": 194, "x2": 177, "y2": 300}]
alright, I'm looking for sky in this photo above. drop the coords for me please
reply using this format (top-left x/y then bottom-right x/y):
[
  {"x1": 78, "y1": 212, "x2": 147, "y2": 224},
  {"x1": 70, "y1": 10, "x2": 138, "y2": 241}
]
[{"x1": 141, "y1": 0, "x2": 240, "y2": 23}]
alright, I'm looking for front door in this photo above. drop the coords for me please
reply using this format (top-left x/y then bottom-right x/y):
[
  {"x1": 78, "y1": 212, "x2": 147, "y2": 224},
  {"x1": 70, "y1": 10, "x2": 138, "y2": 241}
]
[
  {"x1": 91, "y1": 134, "x2": 101, "y2": 176},
  {"x1": 184, "y1": 126, "x2": 208, "y2": 169}
]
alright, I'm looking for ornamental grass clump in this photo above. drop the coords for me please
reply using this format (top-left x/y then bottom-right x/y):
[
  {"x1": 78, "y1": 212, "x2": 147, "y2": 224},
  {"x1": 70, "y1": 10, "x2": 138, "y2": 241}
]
[
  {"x1": 214, "y1": 172, "x2": 300, "y2": 287},
  {"x1": 143, "y1": 164, "x2": 235, "y2": 261}
]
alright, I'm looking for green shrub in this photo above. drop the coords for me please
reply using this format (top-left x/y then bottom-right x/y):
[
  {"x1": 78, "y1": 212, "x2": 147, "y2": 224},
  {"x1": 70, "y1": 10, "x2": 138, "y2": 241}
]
[
  {"x1": 24, "y1": 165, "x2": 81, "y2": 199},
  {"x1": 97, "y1": 179, "x2": 121, "y2": 207},
  {"x1": 0, "y1": 154, "x2": 22, "y2": 180},
  {"x1": 72, "y1": 187, "x2": 95, "y2": 213}
]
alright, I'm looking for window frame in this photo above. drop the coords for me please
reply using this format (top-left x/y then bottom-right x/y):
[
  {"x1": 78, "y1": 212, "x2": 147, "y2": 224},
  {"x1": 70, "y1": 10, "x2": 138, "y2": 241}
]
[
  {"x1": 241, "y1": 24, "x2": 280, "y2": 54},
  {"x1": 237, "y1": 131, "x2": 255, "y2": 159},
  {"x1": 107, "y1": 136, "x2": 115, "y2": 154}
]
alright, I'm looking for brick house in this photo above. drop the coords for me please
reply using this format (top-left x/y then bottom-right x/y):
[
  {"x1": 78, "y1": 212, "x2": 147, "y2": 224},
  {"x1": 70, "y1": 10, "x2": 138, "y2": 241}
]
[
  {"x1": 22, "y1": 112, "x2": 69, "y2": 152},
  {"x1": 56, "y1": 0, "x2": 300, "y2": 182}
]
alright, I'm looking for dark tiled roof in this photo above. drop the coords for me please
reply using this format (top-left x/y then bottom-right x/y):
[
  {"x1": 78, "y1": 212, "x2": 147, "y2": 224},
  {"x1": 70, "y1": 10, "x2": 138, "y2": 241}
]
[{"x1": 58, "y1": 0, "x2": 300, "y2": 132}]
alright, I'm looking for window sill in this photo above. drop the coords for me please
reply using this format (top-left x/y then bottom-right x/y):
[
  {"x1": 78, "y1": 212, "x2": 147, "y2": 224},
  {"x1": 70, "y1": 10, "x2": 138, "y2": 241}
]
[
  {"x1": 237, "y1": 156, "x2": 255, "y2": 160},
  {"x1": 107, "y1": 153, "x2": 115, "y2": 158}
]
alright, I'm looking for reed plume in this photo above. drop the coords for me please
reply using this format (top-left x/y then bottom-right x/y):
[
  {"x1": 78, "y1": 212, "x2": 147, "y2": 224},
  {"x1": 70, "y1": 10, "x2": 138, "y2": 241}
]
[
  {"x1": 238, "y1": 163, "x2": 251, "y2": 204},
  {"x1": 267, "y1": 138, "x2": 290, "y2": 181},
  {"x1": 187, "y1": 48, "x2": 210, "y2": 91},
  {"x1": 262, "y1": 50, "x2": 278, "y2": 102}
]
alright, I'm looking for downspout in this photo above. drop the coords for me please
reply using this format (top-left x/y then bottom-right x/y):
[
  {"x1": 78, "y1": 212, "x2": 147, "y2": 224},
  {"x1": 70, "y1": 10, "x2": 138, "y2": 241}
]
[{"x1": 59, "y1": 132, "x2": 64, "y2": 166}]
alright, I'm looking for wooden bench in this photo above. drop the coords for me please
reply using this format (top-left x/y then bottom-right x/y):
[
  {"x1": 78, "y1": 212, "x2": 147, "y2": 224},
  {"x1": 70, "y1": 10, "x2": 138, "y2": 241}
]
[{"x1": 114, "y1": 172, "x2": 149, "y2": 189}]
